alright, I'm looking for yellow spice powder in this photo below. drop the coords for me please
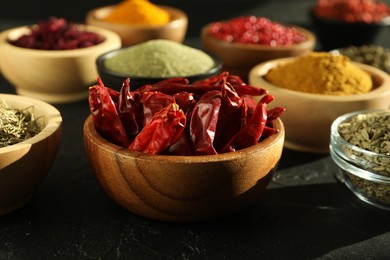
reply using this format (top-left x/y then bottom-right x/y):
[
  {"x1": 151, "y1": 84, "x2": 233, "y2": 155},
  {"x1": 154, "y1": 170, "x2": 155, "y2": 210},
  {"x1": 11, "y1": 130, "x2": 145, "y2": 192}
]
[
  {"x1": 264, "y1": 52, "x2": 373, "y2": 95},
  {"x1": 104, "y1": 0, "x2": 170, "y2": 25}
]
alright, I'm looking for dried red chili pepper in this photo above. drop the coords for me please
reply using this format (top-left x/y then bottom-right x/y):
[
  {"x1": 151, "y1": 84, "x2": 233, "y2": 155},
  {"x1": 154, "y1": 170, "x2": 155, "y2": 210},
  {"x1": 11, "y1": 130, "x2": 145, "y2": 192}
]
[
  {"x1": 88, "y1": 85, "x2": 130, "y2": 147},
  {"x1": 129, "y1": 103, "x2": 186, "y2": 155},
  {"x1": 142, "y1": 91, "x2": 176, "y2": 125},
  {"x1": 214, "y1": 81, "x2": 244, "y2": 151},
  {"x1": 173, "y1": 92, "x2": 196, "y2": 115},
  {"x1": 164, "y1": 131, "x2": 192, "y2": 156},
  {"x1": 118, "y1": 78, "x2": 143, "y2": 139},
  {"x1": 267, "y1": 107, "x2": 286, "y2": 122},
  {"x1": 189, "y1": 90, "x2": 222, "y2": 155},
  {"x1": 220, "y1": 94, "x2": 274, "y2": 153}
]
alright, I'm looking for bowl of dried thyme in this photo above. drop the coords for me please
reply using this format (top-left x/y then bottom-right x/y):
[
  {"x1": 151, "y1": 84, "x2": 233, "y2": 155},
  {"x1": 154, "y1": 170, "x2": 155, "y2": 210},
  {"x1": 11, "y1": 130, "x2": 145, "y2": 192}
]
[
  {"x1": 330, "y1": 109, "x2": 390, "y2": 210},
  {"x1": 0, "y1": 94, "x2": 62, "y2": 216}
]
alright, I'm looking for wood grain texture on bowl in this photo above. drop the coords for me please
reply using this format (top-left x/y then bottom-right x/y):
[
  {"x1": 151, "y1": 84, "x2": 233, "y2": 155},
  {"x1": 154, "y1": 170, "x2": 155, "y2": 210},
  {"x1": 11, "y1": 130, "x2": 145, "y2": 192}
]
[
  {"x1": 86, "y1": 5, "x2": 188, "y2": 46},
  {"x1": 83, "y1": 115, "x2": 285, "y2": 222},
  {"x1": 0, "y1": 94, "x2": 62, "y2": 216},
  {"x1": 200, "y1": 23, "x2": 316, "y2": 81},
  {"x1": 249, "y1": 58, "x2": 390, "y2": 154}
]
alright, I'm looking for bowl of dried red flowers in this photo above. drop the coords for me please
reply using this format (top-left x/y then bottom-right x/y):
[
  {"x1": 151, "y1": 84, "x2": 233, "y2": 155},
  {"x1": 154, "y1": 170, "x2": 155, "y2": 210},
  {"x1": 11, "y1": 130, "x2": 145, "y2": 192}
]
[
  {"x1": 0, "y1": 17, "x2": 121, "y2": 104},
  {"x1": 201, "y1": 16, "x2": 316, "y2": 81},
  {"x1": 83, "y1": 72, "x2": 285, "y2": 222},
  {"x1": 0, "y1": 94, "x2": 62, "y2": 216},
  {"x1": 309, "y1": 0, "x2": 390, "y2": 50}
]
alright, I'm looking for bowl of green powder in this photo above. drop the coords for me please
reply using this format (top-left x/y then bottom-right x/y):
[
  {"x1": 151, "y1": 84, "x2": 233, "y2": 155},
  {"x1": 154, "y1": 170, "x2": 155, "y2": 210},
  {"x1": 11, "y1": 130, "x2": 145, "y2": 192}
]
[{"x1": 96, "y1": 39, "x2": 222, "y2": 90}]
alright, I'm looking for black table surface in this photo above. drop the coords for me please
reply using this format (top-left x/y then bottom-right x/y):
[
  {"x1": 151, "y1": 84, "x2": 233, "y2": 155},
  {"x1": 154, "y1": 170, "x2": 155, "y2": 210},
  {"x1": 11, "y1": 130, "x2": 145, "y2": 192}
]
[{"x1": 1, "y1": 1, "x2": 390, "y2": 259}]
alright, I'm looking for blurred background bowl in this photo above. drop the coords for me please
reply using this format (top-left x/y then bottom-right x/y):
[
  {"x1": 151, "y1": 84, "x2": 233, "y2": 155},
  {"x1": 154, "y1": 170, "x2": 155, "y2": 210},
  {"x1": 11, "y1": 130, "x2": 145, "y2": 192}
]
[
  {"x1": 83, "y1": 115, "x2": 284, "y2": 222},
  {"x1": 96, "y1": 46, "x2": 222, "y2": 90},
  {"x1": 86, "y1": 5, "x2": 188, "y2": 46},
  {"x1": 249, "y1": 57, "x2": 390, "y2": 154},
  {"x1": 309, "y1": 8, "x2": 390, "y2": 51},
  {"x1": 200, "y1": 23, "x2": 316, "y2": 81},
  {"x1": 0, "y1": 24, "x2": 121, "y2": 104},
  {"x1": 0, "y1": 94, "x2": 62, "y2": 216},
  {"x1": 330, "y1": 109, "x2": 390, "y2": 210}
]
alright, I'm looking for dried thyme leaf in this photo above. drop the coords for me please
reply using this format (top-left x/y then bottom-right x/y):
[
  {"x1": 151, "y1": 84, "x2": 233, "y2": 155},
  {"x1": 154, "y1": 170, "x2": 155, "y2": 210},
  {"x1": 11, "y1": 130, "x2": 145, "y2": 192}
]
[{"x1": 0, "y1": 101, "x2": 42, "y2": 148}]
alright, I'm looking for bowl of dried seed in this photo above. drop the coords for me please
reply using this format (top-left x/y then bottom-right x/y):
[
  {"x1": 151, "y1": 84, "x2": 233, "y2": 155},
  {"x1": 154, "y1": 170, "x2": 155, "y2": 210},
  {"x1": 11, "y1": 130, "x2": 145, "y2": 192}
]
[
  {"x1": 330, "y1": 109, "x2": 390, "y2": 210},
  {"x1": 0, "y1": 94, "x2": 62, "y2": 216}
]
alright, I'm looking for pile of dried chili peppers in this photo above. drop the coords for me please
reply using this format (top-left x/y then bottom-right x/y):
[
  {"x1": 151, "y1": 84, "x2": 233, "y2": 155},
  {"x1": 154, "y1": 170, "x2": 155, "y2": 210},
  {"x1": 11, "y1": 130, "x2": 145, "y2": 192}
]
[{"x1": 88, "y1": 72, "x2": 285, "y2": 155}]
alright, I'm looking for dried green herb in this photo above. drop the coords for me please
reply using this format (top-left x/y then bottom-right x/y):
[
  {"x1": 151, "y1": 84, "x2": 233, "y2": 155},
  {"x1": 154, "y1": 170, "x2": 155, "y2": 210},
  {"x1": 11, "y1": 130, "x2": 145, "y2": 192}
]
[
  {"x1": 338, "y1": 111, "x2": 390, "y2": 176},
  {"x1": 337, "y1": 110, "x2": 390, "y2": 206},
  {"x1": 0, "y1": 101, "x2": 42, "y2": 148}
]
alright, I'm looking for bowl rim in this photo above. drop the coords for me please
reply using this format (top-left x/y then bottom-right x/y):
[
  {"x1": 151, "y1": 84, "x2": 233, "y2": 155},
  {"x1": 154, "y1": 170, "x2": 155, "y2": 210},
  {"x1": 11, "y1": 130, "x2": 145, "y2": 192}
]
[
  {"x1": 0, "y1": 94, "x2": 62, "y2": 154},
  {"x1": 0, "y1": 24, "x2": 122, "y2": 56},
  {"x1": 96, "y1": 46, "x2": 223, "y2": 80},
  {"x1": 83, "y1": 115, "x2": 284, "y2": 162},
  {"x1": 86, "y1": 4, "x2": 188, "y2": 30},
  {"x1": 249, "y1": 56, "x2": 390, "y2": 101},
  {"x1": 330, "y1": 108, "x2": 390, "y2": 160},
  {"x1": 200, "y1": 22, "x2": 316, "y2": 51}
]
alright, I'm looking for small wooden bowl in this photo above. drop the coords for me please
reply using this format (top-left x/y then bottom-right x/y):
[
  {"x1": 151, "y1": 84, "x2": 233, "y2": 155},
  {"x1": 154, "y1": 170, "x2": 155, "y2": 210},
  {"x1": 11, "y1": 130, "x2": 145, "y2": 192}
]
[
  {"x1": 201, "y1": 23, "x2": 316, "y2": 81},
  {"x1": 83, "y1": 115, "x2": 285, "y2": 222},
  {"x1": 86, "y1": 5, "x2": 188, "y2": 46},
  {"x1": 0, "y1": 94, "x2": 62, "y2": 216},
  {"x1": 0, "y1": 25, "x2": 121, "y2": 104},
  {"x1": 249, "y1": 58, "x2": 390, "y2": 154}
]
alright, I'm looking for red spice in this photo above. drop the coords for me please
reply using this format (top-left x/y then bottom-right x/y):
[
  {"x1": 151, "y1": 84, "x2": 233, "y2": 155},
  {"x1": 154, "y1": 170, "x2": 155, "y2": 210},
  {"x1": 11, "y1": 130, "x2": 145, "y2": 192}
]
[
  {"x1": 313, "y1": 0, "x2": 390, "y2": 23},
  {"x1": 9, "y1": 17, "x2": 104, "y2": 50},
  {"x1": 208, "y1": 16, "x2": 306, "y2": 46}
]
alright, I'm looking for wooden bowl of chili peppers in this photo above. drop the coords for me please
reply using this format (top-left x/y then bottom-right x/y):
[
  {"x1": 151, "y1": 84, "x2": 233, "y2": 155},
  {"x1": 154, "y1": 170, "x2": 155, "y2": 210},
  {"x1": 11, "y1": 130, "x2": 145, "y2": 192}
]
[
  {"x1": 0, "y1": 17, "x2": 121, "y2": 104},
  {"x1": 309, "y1": 0, "x2": 390, "y2": 50},
  {"x1": 200, "y1": 16, "x2": 316, "y2": 81},
  {"x1": 83, "y1": 72, "x2": 285, "y2": 222},
  {"x1": 0, "y1": 94, "x2": 62, "y2": 216},
  {"x1": 86, "y1": 4, "x2": 188, "y2": 46}
]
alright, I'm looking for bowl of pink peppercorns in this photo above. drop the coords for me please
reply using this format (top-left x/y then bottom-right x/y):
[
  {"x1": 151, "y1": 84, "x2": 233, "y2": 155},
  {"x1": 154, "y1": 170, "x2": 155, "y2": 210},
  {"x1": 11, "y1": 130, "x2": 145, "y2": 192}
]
[
  {"x1": 0, "y1": 17, "x2": 121, "y2": 104},
  {"x1": 201, "y1": 16, "x2": 316, "y2": 81}
]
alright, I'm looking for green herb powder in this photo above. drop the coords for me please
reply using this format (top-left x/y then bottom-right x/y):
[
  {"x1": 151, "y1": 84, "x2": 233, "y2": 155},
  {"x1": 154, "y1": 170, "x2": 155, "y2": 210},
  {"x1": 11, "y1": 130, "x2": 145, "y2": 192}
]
[{"x1": 104, "y1": 39, "x2": 215, "y2": 78}]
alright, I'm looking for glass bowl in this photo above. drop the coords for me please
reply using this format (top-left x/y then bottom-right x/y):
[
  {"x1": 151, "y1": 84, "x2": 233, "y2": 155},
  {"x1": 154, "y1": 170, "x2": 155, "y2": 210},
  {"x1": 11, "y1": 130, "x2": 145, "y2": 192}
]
[{"x1": 330, "y1": 109, "x2": 390, "y2": 210}]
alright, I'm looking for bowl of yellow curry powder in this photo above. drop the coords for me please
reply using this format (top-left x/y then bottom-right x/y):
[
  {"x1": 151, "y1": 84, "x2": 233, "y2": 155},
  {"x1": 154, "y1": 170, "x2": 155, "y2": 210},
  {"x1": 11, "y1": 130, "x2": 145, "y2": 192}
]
[
  {"x1": 86, "y1": 0, "x2": 188, "y2": 46},
  {"x1": 249, "y1": 52, "x2": 390, "y2": 154}
]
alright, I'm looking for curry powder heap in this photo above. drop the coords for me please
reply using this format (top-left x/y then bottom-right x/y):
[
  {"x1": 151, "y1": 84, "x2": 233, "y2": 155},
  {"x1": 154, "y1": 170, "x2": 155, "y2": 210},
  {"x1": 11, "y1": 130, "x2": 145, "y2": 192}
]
[
  {"x1": 264, "y1": 52, "x2": 373, "y2": 95},
  {"x1": 104, "y1": 0, "x2": 170, "y2": 25}
]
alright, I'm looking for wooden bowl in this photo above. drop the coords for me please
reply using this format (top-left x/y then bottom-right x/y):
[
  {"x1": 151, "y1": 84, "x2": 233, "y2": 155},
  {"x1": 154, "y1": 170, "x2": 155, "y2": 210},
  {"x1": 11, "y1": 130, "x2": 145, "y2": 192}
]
[
  {"x1": 0, "y1": 94, "x2": 62, "y2": 216},
  {"x1": 83, "y1": 115, "x2": 285, "y2": 222},
  {"x1": 86, "y1": 5, "x2": 188, "y2": 46},
  {"x1": 249, "y1": 58, "x2": 390, "y2": 154},
  {"x1": 0, "y1": 25, "x2": 121, "y2": 104},
  {"x1": 201, "y1": 23, "x2": 316, "y2": 81}
]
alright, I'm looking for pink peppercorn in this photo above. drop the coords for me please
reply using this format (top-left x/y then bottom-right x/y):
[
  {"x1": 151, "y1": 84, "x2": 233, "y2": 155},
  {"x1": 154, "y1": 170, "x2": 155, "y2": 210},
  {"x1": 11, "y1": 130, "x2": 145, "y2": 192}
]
[
  {"x1": 313, "y1": 0, "x2": 390, "y2": 23},
  {"x1": 208, "y1": 16, "x2": 306, "y2": 46}
]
